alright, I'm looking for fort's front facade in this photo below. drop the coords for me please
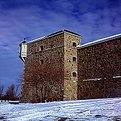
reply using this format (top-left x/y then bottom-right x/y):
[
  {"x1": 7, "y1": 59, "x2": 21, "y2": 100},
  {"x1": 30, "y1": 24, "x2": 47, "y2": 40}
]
[{"x1": 20, "y1": 30, "x2": 121, "y2": 103}]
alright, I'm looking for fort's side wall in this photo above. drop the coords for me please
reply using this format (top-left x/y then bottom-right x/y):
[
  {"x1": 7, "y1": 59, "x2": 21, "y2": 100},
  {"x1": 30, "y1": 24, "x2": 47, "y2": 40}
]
[{"x1": 77, "y1": 37, "x2": 121, "y2": 99}]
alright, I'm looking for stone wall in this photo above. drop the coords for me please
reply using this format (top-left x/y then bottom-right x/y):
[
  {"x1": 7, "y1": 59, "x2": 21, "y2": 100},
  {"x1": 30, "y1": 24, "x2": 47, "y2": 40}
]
[
  {"x1": 21, "y1": 30, "x2": 121, "y2": 103},
  {"x1": 22, "y1": 33, "x2": 65, "y2": 102},
  {"x1": 77, "y1": 37, "x2": 121, "y2": 99}
]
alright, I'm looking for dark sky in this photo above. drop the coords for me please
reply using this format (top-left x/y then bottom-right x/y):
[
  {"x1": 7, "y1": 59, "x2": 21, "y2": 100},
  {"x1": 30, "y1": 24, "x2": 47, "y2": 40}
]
[{"x1": 0, "y1": 0, "x2": 121, "y2": 89}]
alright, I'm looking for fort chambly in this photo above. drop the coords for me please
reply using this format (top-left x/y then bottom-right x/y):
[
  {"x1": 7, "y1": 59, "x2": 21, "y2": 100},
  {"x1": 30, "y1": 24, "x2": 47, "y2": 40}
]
[{"x1": 20, "y1": 30, "x2": 121, "y2": 103}]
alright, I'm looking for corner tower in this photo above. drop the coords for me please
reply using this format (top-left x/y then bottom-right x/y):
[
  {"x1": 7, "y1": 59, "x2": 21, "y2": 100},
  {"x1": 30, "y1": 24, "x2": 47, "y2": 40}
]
[
  {"x1": 20, "y1": 30, "x2": 81, "y2": 102},
  {"x1": 63, "y1": 30, "x2": 81, "y2": 100}
]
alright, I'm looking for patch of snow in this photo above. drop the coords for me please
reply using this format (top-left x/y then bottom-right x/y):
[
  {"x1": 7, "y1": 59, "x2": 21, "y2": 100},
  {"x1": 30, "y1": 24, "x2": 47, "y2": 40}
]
[
  {"x1": 83, "y1": 78, "x2": 102, "y2": 81},
  {"x1": 0, "y1": 98, "x2": 121, "y2": 121},
  {"x1": 29, "y1": 36, "x2": 46, "y2": 43},
  {"x1": 81, "y1": 33, "x2": 121, "y2": 48},
  {"x1": 113, "y1": 75, "x2": 121, "y2": 79}
]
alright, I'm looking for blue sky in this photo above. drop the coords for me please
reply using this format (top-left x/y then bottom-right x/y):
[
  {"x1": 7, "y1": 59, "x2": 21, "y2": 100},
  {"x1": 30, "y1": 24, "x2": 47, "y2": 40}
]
[{"x1": 0, "y1": 0, "x2": 121, "y2": 89}]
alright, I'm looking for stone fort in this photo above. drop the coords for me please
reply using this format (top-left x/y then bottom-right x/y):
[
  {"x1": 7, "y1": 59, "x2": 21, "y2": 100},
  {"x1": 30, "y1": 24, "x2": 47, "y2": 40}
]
[{"x1": 20, "y1": 30, "x2": 121, "y2": 103}]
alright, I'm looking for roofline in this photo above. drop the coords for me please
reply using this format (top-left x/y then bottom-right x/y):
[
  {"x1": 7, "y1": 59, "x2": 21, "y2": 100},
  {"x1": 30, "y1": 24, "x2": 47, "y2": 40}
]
[
  {"x1": 28, "y1": 29, "x2": 81, "y2": 44},
  {"x1": 63, "y1": 29, "x2": 81, "y2": 36},
  {"x1": 79, "y1": 33, "x2": 121, "y2": 49}
]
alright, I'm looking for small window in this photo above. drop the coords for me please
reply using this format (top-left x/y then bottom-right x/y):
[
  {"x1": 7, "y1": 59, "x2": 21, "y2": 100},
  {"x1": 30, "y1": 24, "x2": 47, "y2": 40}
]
[
  {"x1": 73, "y1": 57, "x2": 76, "y2": 62},
  {"x1": 73, "y1": 72, "x2": 77, "y2": 77},
  {"x1": 72, "y1": 42, "x2": 76, "y2": 47},
  {"x1": 40, "y1": 60, "x2": 43, "y2": 65},
  {"x1": 39, "y1": 46, "x2": 43, "y2": 51}
]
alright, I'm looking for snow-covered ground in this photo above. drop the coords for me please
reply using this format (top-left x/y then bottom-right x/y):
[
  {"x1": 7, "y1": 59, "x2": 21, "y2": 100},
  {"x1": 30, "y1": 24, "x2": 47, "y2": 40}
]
[{"x1": 0, "y1": 98, "x2": 121, "y2": 121}]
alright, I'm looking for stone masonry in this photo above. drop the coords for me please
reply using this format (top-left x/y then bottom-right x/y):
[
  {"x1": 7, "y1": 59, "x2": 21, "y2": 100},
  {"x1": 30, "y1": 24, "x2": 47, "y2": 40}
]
[
  {"x1": 21, "y1": 30, "x2": 81, "y2": 102},
  {"x1": 20, "y1": 30, "x2": 121, "y2": 103},
  {"x1": 77, "y1": 36, "x2": 121, "y2": 99}
]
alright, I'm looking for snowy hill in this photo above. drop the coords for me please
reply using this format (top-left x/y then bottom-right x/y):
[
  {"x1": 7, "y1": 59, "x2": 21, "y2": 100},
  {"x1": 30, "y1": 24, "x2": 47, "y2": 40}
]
[{"x1": 0, "y1": 98, "x2": 121, "y2": 121}]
